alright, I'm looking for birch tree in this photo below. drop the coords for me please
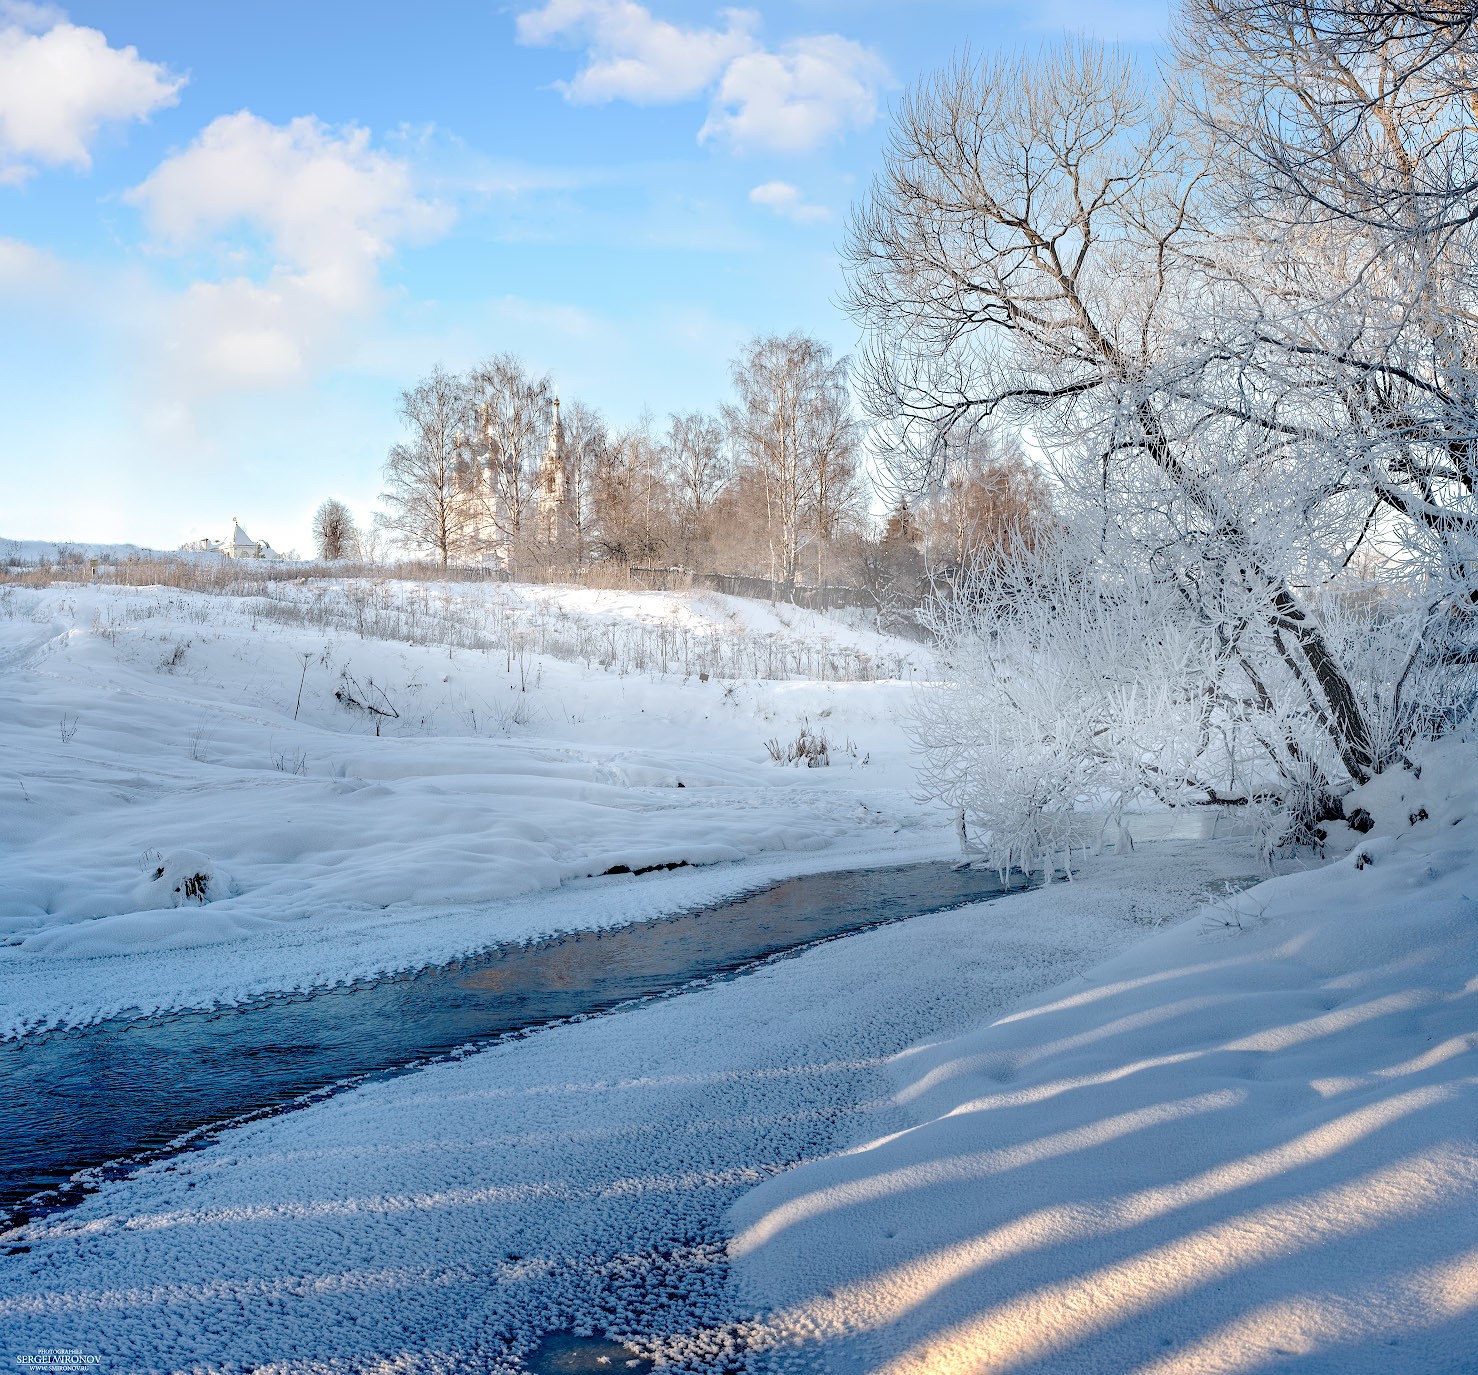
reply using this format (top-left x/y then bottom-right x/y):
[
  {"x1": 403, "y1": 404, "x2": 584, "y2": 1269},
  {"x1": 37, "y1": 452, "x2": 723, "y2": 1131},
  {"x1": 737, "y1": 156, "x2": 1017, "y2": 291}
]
[
  {"x1": 589, "y1": 417, "x2": 669, "y2": 566},
  {"x1": 561, "y1": 398, "x2": 608, "y2": 566},
  {"x1": 467, "y1": 353, "x2": 552, "y2": 557},
  {"x1": 915, "y1": 432, "x2": 1052, "y2": 572},
  {"x1": 664, "y1": 410, "x2": 730, "y2": 562},
  {"x1": 724, "y1": 333, "x2": 858, "y2": 585},
  {"x1": 377, "y1": 365, "x2": 472, "y2": 568}
]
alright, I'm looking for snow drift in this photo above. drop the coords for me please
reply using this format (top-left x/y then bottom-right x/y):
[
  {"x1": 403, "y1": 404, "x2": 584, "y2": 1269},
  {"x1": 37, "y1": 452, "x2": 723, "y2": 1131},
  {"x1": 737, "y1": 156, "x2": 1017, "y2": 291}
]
[{"x1": 731, "y1": 747, "x2": 1478, "y2": 1373}]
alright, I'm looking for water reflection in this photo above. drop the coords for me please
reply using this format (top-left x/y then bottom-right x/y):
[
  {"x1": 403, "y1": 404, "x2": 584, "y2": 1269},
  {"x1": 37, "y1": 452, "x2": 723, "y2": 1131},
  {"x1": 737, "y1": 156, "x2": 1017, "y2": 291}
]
[{"x1": 0, "y1": 861, "x2": 1013, "y2": 1227}]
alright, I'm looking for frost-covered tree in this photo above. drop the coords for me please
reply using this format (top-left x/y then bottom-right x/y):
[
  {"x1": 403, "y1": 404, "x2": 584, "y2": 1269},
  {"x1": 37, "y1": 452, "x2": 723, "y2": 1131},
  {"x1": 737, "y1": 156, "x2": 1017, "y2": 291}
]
[
  {"x1": 847, "y1": 34, "x2": 1477, "y2": 858},
  {"x1": 1176, "y1": 1, "x2": 1478, "y2": 637},
  {"x1": 1178, "y1": 1, "x2": 1478, "y2": 239}
]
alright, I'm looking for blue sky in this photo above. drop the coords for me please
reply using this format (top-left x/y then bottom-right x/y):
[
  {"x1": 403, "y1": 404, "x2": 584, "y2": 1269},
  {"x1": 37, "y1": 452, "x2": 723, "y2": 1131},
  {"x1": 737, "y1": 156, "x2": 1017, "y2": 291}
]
[{"x1": 0, "y1": 0, "x2": 1166, "y2": 552}]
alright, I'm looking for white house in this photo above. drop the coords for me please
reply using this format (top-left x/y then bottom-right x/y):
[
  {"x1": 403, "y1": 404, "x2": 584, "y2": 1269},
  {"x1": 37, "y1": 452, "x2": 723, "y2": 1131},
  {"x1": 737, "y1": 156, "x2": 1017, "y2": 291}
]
[{"x1": 183, "y1": 519, "x2": 280, "y2": 560}]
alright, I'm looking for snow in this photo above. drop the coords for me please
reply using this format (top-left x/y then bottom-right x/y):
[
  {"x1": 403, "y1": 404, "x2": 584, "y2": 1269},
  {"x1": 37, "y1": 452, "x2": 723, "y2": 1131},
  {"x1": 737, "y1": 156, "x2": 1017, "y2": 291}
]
[
  {"x1": 2, "y1": 572, "x2": 1473, "y2": 1372},
  {"x1": 0, "y1": 839, "x2": 1260, "y2": 1372},
  {"x1": 729, "y1": 743, "x2": 1478, "y2": 1373},
  {"x1": 0, "y1": 538, "x2": 171, "y2": 566},
  {"x1": 9, "y1": 760, "x2": 1469, "y2": 1370},
  {"x1": 0, "y1": 579, "x2": 930, "y2": 1035}
]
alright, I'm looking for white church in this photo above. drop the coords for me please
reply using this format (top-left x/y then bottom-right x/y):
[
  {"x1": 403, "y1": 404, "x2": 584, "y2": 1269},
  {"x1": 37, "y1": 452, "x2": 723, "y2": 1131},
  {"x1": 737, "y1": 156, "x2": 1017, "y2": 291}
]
[
  {"x1": 182, "y1": 518, "x2": 281, "y2": 561},
  {"x1": 535, "y1": 395, "x2": 574, "y2": 548}
]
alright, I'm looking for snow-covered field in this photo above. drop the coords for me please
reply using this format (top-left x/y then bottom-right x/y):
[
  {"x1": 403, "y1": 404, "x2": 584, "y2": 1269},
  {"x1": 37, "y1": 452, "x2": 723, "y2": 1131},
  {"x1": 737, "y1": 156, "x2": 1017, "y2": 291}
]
[
  {"x1": 2, "y1": 572, "x2": 1473, "y2": 1373},
  {"x1": 0, "y1": 577, "x2": 933, "y2": 1035},
  {"x1": 1, "y1": 539, "x2": 170, "y2": 566}
]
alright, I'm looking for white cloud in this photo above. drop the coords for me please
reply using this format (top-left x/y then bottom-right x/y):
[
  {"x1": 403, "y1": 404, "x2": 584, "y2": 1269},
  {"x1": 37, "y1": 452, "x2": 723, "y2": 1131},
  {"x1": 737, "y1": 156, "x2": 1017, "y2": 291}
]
[
  {"x1": 516, "y1": 0, "x2": 888, "y2": 153},
  {"x1": 0, "y1": 10, "x2": 182, "y2": 181},
  {"x1": 126, "y1": 111, "x2": 451, "y2": 390},
  {"x1": 128, "y1": 112, "x2": 446, "y2": 286},
  {"x1": 0, "y1": 233, "x2": 63, "y2": 290},
  {"x1": 0, "y1": 3, "x2": 65, "y2": 28},
  {"x1": 704, "y1": 36, "x2": 887, "y2": 153},
  {"x1": 748, "y1": 179, "x2": 829, "y2": 224},
  {"x1": 516, "y1": 0, "x2": 756, "y2": 104}
]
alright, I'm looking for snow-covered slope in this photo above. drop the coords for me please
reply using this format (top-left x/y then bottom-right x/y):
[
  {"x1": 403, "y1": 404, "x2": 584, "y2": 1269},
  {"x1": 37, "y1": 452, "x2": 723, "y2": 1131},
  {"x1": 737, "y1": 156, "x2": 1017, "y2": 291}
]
[
  {"x1": 0, "y1": 537, "x2": 174, "y2": 565},
  {"x1": 0, "y1": 832, "x2": 1259, "y2": 1373},
  {"x1": 0, "y1": 580, "x2": 931, "y2": 1035},
  {"x1": 730, "y1": 746, "x2": 1478, "y2": 1373}
]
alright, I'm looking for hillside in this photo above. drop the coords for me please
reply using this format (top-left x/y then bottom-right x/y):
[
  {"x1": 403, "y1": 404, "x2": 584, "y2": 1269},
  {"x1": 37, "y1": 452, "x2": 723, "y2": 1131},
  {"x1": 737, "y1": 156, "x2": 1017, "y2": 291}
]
[{"x1": 0, "y1": 577, "x2": 933, "y2": 1035}]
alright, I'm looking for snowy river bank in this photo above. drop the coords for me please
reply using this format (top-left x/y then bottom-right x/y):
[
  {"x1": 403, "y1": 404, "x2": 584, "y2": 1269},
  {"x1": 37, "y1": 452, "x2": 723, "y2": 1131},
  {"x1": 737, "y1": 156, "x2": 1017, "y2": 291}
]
[{"x1": 0, "y1": 836, "x2": 1264, "y2": 1372}]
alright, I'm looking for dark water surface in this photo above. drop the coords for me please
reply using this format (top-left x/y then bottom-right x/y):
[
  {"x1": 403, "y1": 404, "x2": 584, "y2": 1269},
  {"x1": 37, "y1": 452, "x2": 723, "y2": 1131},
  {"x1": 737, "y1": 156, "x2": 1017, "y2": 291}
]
[
  {"x1": 525, "y1": 1331, "x2": 653, "y2": 1373},
  {"x1": 0, "y1": 860, "x2": 1013, "y2": 1228}
]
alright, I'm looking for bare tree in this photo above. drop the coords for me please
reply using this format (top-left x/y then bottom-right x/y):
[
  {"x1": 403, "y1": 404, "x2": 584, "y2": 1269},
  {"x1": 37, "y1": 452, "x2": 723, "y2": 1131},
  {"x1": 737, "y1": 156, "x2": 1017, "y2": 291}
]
[
  {"x1": 915, "y1": 432, "x2": 1053, "y2": 573},
  {"x1": 589, "y1": 416, "x2": 669, "y2": 567},
  {"x1": 663, "y1": 410, "x2": 730, "y2": 563},
  {"x1": 560, "y1": 398, "x2": 608, "y2": 567},
  {"x1": 358, "y1": 522, "x2": 387, "y2": 565},
  {"x1": 808, "y1": 369, "x2": 867, "y2": 583},
  {"x1": 849, "y1": 498, "x2": 926, "y2": 623},
  {"x1": 724, "y1": 333, "x2": 860, "y2": 585},
  {"x1": 466, "y1": 354, "x2": 552, "y2": 560},
  {"x1": 703, "y1": 465, "x2": 776, "y2": 578},
  {"x1": 311, "y1": 499, "x2": 359, "y2": 562},
  {"x1": 377, "y1": 365, "x2": 474, "y2": 569},
  {"x1": 1178, "y1": 1, "x2": 1478, "y2": 237}
]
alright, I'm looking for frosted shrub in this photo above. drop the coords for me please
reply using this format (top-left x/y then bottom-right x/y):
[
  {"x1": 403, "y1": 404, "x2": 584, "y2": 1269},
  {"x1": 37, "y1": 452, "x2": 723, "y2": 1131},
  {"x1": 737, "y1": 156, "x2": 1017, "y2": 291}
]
[
  {"x1": 1318, "y1": 579, "x2": 1477, "y2": 768},
  {"x1": 136, "y1": 849, "x2": 238, "y2": 908},
  {"x1": 914, "y1": 516, "x2": 1478, "y2": 877},
  {"x1": 915, "y1": 539, "x2": 1225, "y2": 879}
]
